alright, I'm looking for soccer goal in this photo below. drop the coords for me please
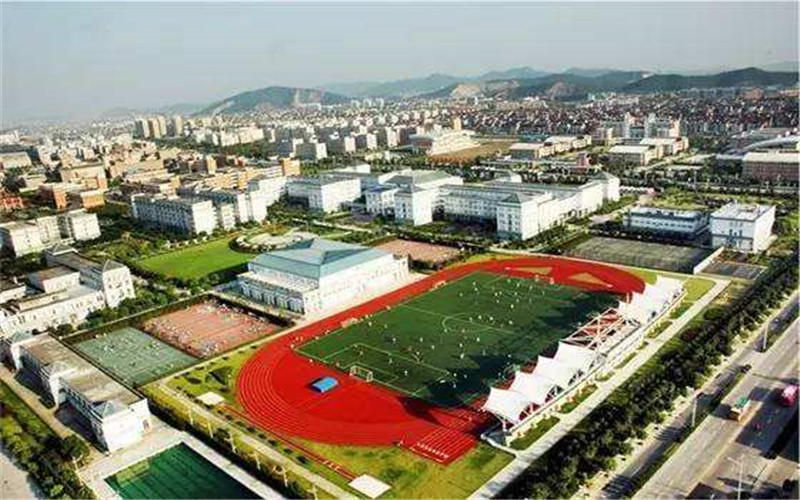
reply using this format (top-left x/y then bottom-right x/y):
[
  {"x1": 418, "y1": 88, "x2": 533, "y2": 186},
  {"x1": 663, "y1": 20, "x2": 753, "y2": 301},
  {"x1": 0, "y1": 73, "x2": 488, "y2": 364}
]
[{"x1": 349, "y1": 365, "x2": 374, "y2": 382}]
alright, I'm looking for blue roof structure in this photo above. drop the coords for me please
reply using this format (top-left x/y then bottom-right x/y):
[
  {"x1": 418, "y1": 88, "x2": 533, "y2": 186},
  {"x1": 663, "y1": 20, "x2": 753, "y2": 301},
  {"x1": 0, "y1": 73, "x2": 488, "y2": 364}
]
[
  {"x1": 249, "y1": 238, "x2": 389, "y2": 279},
  {"x1": 311, "y1": 376, "x2": 338, "y2": 393}
]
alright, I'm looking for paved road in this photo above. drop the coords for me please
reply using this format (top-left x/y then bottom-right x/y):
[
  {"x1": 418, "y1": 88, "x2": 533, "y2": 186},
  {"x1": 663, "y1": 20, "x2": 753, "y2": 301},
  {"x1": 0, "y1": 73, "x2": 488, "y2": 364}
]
[
  {"x1": 469, "y1": 277, "x2": 729, "y2": 499},
  {"x1": 591, "y1": 293, "x2": 799, "y2": 499},
  {"x1": 636, "y1": 317, "x2": 799, "y2": 499},
  {"x1": 1, "y1": 443, "x2": 43, "y2": 500}
]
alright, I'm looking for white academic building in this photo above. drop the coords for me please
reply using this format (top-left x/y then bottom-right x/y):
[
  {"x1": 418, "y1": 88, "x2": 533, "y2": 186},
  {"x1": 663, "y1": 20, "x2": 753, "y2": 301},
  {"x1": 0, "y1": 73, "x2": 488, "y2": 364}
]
[
  {"x1": 389, "y1": 172, "x2": 620, "y2": 240},
  {"x1": 131, "y1": 194, "x2": 218, "y2": 235},
  {"x1": 0, "y1": 246, "x2": 135, "y2": 338},
  {"x1": 1, "y1": 333, "x2": 151, "y2": 452},
  {"x1": 409, "y1": 129, "x2": 478, "y2": 156},
  {"x1": 237, "y1": 238, "x2": 409, "y2": 315},
  {"x1": 287, "y1": 176, "x2": 362, "y2": 213},
  {"x1": 624, "y1": 207, "x2": 709, "y2": 237},
  {"x1": 710, "y1": 203, "x2": 776, "y2": 253}
]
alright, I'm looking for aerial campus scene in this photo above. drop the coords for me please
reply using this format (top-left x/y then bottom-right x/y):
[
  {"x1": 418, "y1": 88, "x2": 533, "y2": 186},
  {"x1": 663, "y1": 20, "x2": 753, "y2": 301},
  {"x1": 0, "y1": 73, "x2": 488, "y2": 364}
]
[{"x1": 0, "y1": 2, "x2": 798, "y2": 500}]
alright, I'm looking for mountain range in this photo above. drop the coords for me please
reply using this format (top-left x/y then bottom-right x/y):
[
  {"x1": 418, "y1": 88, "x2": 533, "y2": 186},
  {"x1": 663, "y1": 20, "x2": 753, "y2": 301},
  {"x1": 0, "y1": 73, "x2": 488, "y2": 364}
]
[{"x1": 102, "y1": 63, "x2": 797, "y2": 118}]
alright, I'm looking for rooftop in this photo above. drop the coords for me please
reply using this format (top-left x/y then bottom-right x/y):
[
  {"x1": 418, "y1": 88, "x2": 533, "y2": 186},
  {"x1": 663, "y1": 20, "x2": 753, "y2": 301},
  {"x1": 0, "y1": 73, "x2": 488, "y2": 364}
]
[
  {"x1": 712, "y1": 203, "x2": 775, "y2": 221},
  {"x1": 250, "y1": 238, "x2": 390, "y2": 280}
]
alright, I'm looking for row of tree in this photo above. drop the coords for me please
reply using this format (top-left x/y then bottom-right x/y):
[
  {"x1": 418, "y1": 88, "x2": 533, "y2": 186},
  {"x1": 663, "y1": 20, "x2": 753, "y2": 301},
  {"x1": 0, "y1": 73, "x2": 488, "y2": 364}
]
[
  {"x1": 0, "y1": 383, "x2": 94, "y2": 499},
  {"x1": 500, "y1": 252, "x2": 798, "y2": 499}
]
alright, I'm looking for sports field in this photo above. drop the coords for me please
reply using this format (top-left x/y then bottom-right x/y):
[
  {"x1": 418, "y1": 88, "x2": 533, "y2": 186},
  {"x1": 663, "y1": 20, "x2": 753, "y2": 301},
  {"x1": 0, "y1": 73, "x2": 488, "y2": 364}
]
[
  {"x1": 142, "y1": 300, "x2": 282, "y2": 358},
  {"x1": 298, "y1": 272, "x2": 616, "y2": 407},
  {"x1": 105, "y1": 444, "x2": 259, "y2": 499},
  {"x1": 75, "y1": 327, "x2": 198, "y2": 386},
  {"x1": 137, "y1": 237, "x2": 252, "y2": 280},
  {"x1": 570, "y1": 236, "x2": 714, "y2": 273}
]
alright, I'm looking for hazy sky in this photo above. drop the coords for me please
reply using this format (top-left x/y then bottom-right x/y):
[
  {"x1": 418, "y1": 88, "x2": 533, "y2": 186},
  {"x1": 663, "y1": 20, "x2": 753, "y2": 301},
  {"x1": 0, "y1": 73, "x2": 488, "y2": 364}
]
[{"x1": 1, "y1": 2, "x2": 797, "y2": 124}]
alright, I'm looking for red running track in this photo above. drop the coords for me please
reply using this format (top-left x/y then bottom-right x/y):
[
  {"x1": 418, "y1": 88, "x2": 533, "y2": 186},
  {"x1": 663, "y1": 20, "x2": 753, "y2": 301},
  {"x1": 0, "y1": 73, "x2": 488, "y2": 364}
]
[{"x1": 236, "y1": 256, "x2": 644, "y2": 464}]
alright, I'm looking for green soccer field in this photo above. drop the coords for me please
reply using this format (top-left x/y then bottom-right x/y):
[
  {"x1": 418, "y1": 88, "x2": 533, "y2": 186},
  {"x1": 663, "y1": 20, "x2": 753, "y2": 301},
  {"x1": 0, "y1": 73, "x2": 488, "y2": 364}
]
[
  {"x1": 75, "y1": 327, "x2": 198, "y2": 386},
  {"x1": 298, "y1": 272, "x2": 617, "y2": 407}
]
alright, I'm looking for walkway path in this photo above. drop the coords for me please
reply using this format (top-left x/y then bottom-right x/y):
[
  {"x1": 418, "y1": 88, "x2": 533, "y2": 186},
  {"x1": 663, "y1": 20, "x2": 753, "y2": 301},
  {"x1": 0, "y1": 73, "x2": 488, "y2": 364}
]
[
  {"x1": 157, "y1": 382, "x2": 357, "y2": 499},
  {"x1": 1, "y1": 443, "x2": 43, "y2": 500},
  {"x1": 0, "y1": 366, "x2": 72, "y2": 439},
  {"x1": 469, "y1": 277, "x2": 729, "y2": 499}
]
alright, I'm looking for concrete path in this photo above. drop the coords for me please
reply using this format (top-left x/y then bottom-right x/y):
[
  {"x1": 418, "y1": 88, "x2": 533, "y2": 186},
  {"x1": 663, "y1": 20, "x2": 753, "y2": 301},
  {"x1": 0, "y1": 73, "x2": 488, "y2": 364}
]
[
  {"x1": 469, "y1": 277, "x2": 729, "y2": 499},
  {"x1": 1, "y1": 443, "x2": 44, "y2": 500}
]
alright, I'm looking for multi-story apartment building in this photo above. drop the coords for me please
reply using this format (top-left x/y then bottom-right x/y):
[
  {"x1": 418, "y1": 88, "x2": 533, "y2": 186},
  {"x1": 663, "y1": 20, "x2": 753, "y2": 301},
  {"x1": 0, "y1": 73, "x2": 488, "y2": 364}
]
[
  {"x1": 0, "y1": 211, "x2": 101, "y2": 257},
  {"x1": 131, "y1": 195, "x2": 217, "y2": 235}
]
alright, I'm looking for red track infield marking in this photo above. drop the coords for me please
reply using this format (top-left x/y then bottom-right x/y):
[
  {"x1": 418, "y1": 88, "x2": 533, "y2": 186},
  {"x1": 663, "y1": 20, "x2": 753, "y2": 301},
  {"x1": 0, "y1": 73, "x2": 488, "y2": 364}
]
[{"x1": 236, "y1": 256, "x2": 644, "y2": 464}]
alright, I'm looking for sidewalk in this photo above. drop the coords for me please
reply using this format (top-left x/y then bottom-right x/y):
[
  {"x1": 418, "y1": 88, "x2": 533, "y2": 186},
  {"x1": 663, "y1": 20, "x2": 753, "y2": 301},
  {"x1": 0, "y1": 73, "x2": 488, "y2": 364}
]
[{"x1": 469, "y1": 277, "x2": 729, "y2": 499}]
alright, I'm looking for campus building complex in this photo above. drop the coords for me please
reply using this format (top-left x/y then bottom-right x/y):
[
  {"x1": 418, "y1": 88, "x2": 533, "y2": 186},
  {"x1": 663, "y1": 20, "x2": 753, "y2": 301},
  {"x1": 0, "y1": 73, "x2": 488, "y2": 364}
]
[
  {"x1": 1, "y1": 333, "x2": 151, "y2": 452},
  {"x1": 237, "y1": 238, "x2": 409, "y2": 315},
  {"x1": 0, "y1": 247, "x2": 135, "y2": 337}
]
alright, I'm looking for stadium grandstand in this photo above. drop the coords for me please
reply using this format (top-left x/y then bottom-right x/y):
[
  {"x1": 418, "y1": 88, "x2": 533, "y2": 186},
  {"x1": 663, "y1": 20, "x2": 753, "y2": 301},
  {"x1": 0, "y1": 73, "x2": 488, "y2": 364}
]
[{"x1": 482, "y1": 276, "x2": 684, "y2": 440}]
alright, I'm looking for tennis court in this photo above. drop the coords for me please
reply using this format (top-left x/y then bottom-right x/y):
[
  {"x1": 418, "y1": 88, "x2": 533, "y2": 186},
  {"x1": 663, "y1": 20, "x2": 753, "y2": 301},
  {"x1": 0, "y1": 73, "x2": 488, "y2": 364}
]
[
  {"x1": 298, "y1": 272, "x2": 616, "y2": 407},
  {"x1": 105, "y1": 444, "x2": 259, "y2": 499},
  {"x1": 570, "y1": 236, "x2": 714, "y2": 273},
  {"x1": 75, "y1": 327, "x2": 198, "y2": 386}
]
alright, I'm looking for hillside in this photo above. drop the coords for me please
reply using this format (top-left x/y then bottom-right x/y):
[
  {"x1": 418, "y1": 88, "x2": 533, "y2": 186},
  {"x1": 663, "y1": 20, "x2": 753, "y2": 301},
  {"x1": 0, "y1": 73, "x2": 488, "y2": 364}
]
[
  {"x1": 197, "y1": 86, "x2": 349, "y2": 115},
  {"x1": 622, "y1": 68, "x2": 798, "y2": 93},
  {"x1": 421, "y1": 68, "x2": 797, "y2": 101}
]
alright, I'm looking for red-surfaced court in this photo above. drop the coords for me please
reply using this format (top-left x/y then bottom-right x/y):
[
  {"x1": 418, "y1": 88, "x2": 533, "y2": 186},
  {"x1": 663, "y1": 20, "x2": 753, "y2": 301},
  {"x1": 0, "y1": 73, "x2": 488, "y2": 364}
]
[{"x1": 236, "y1": 256, "x2": 644, "y2": 464}]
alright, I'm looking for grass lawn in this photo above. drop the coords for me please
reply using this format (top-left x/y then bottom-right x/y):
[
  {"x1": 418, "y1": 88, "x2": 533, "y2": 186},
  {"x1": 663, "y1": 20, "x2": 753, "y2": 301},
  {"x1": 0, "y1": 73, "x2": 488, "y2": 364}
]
[
  {"x1": 298, "y1": 272, "x2": 617, "y2": 407},
  {"x1": 299, "y1": 439, "x2": 513, "y2": 499},
  {"x1": 167, "y1": 344, "x2": 262, "y2": 406},
  {"x1": 559, "y1": 384, "x2": 598, "y2": 414},
  {"x1": 137, "y1": 237, "x2": 252, "y2": 280},
  {"x1": 509, "y1": 416, "x2": 560, "y2": 451}
]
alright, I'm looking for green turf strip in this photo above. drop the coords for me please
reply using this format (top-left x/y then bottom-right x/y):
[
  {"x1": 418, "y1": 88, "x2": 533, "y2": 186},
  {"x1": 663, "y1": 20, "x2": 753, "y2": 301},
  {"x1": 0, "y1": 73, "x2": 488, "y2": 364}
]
[
  {"x1": 298, "y1": 272, "x2": 616, "y2": 407},
  {"x1": 106, "y1": 444, "x2": 259, "y2": 499}
]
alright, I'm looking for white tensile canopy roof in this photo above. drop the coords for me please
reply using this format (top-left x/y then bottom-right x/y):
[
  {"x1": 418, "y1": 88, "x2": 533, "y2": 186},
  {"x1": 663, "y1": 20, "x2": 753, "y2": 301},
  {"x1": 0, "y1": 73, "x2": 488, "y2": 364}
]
[
  {"x1": 554, "y1": 342, "x2": 596, "y2": 374},
  {"x1": 509, "y1": 371, "x2": 557, "y2": 406},
  {"x1": 655, "y1": 276, "x2": 684, "y2": 296},
  {"x1": 533, "y1": 356, "x2": 578, "y2": 389},
  {"x1": 643, "y1": 283, "x2": 672, "y2": 303},
  {"x1": 482, "y1": 387, "x2": 531, "y2": 423}
]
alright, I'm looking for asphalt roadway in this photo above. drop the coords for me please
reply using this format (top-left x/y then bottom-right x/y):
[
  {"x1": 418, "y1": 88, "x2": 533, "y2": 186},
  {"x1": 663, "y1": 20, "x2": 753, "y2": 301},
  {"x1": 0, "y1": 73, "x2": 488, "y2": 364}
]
[{"x1": 635, "y1": 314, "x2": 799, "y2": 499}]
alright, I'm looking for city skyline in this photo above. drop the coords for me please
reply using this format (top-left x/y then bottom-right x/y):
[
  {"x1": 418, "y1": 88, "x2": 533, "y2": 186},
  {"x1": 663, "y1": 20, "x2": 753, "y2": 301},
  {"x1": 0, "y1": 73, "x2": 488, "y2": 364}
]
[{"x1": 2, "y1": 2, "x2": 798, "y2": 124}]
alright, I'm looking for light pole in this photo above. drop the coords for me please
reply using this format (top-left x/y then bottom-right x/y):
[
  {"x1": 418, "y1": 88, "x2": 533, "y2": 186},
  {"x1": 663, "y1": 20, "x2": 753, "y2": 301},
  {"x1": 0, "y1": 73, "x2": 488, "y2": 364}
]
[{"x1": 727, "y1": 456, "x2": 745, "y2": 500}]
